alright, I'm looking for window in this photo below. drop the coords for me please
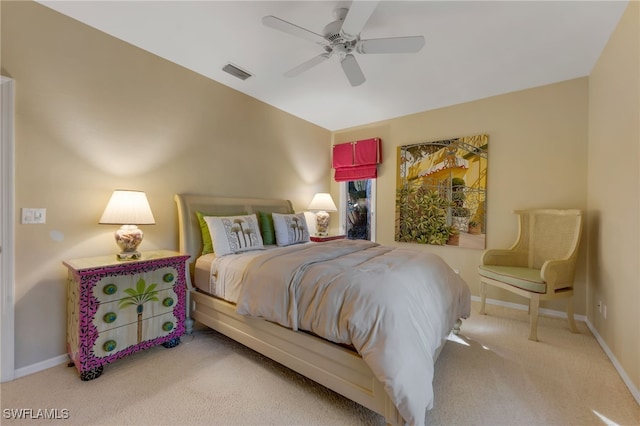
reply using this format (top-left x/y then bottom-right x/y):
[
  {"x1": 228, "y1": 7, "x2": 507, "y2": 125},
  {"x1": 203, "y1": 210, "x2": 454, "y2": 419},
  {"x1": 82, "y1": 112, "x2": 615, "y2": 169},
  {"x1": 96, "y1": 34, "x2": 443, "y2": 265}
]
[{"x1": 340, "y1": 179, "x2": 376, "y2": 241}]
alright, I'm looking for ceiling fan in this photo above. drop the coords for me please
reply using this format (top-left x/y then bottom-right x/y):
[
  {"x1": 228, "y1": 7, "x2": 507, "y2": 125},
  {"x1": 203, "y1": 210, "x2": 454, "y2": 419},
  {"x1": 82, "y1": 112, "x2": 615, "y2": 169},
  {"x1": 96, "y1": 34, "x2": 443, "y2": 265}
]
[{"x1": 263, "y1": 2, "x2": 425, "y2": 87}]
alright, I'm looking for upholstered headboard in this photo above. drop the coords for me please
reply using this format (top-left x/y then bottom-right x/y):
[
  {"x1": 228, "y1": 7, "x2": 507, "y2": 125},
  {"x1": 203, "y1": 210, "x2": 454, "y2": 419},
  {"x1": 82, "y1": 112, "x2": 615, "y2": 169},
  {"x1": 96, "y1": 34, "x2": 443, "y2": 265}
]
[{"x1": 174, "y1": 193, "x2": 294, "y2": 282}]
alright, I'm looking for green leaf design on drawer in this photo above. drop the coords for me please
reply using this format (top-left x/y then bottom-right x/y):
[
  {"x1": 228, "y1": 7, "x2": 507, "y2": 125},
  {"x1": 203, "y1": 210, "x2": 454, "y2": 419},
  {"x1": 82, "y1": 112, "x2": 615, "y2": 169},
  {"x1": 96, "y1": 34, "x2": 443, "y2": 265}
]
[{"x1": 118, "y1": 278, "x2": 159, "y2": 344}]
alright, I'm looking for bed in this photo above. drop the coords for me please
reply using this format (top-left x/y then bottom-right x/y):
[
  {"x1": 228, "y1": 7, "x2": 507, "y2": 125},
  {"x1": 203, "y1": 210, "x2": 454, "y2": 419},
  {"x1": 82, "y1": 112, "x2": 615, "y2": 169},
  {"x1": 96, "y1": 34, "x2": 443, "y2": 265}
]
[{"x1": 175, "y1": 193, "x2": 471, "y2": 426}]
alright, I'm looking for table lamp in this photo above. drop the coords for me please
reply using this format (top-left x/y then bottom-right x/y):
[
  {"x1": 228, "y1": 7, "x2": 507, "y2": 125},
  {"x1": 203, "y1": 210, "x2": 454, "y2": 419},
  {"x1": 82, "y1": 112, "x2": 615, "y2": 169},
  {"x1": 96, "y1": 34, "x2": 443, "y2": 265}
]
[
  {"x1": 308, "y1": 193, "x2": 337, "y2": 236},
  {"x1": 99, "y1": 190, "x2": 156, "y2": 260}
]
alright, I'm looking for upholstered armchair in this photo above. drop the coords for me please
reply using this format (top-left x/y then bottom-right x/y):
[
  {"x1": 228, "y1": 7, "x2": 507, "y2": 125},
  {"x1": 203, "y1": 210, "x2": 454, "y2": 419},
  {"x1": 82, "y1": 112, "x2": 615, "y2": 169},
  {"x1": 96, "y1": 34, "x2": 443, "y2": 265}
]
[{"x1": 478, "y1": 209, "x2": 583, "y2": 341}]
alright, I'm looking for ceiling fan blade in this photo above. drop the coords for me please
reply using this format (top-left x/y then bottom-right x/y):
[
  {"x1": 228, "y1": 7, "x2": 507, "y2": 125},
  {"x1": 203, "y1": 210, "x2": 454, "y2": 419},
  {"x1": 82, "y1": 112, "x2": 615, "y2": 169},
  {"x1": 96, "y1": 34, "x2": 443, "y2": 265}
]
[
  {"x1": 340, "y1": 1, "x2": 380, "y2": 40},
  {"x1": 340, "y1": 54, "x2": 366, "y2": 87},
  {"x1": 284, "y1": 53, "x2": 331, "y2": 77},
  {"x1": 262, "y1": 15, "x2": 328, "y2": 46},
  {"x1": 357, "y1": 36, "x2": 426, "y2": 54}
]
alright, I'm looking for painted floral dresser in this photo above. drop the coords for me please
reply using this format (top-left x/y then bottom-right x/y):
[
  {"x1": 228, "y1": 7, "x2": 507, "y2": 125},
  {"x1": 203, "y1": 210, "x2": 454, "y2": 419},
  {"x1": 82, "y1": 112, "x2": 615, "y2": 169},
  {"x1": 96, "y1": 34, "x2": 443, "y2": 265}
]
[{"x1": 63, "y1": 250, "x2": 190, "y2": 380}]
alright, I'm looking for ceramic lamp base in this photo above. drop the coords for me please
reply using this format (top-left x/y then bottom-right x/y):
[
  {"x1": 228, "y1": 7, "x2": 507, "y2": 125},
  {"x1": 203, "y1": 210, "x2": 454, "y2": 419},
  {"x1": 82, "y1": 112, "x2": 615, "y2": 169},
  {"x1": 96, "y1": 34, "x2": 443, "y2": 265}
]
[
  {"x1": 315, "y1": 211, "x2": 330, "y2": 236},
  {"x1": 114, "y1": 225, "x2": 143, "y2": 261}
]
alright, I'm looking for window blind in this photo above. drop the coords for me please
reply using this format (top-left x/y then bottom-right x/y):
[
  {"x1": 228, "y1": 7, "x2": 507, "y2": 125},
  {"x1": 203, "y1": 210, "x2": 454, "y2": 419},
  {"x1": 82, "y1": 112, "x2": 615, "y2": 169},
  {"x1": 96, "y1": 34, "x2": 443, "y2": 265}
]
[{"x1": 332, "y1": 138, "x2": 382, "y2": 182}]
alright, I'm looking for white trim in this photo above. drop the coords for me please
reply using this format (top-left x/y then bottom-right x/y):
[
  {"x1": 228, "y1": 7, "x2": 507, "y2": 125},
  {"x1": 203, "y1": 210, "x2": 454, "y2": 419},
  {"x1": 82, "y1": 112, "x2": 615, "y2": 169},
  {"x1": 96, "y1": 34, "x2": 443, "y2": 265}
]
[
  {"x1": 369, "y1": 179, "x2": 377, "y2": 242},
  {"x1": 470, "y1": 295, "x2": 587, "y2": 322},
  {"x1": 474, "y1": 296, "x2": 639, "y2": 405},
  {"x1": 584, "y1": 318, "x2": 640, "y2": 405},
  {"x1": 0, "y1": 76, "x2": 15, "y2": 383},
  {"x1": 338, "y1": 184, "x2": 346, "y2": 235},
  {"x1": 14, "y1": 355, "x2": 69, "y2": 380}
]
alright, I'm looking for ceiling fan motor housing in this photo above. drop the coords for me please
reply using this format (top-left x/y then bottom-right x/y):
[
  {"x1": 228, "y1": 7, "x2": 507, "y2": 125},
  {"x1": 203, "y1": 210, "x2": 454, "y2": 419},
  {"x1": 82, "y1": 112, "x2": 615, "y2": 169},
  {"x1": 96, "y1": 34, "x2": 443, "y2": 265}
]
[
  {"x1": 322, "y1": 11, "x2": 358, "y2": 55},
  {"x1": 323, "y1": 14, "x2": 346, "y2": 42}
]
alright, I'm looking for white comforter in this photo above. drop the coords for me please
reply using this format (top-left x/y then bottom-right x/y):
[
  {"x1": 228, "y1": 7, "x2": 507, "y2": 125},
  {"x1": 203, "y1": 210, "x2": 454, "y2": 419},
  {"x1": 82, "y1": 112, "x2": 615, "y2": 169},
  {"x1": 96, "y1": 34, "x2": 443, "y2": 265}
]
[{"x1": 235, "y1": 240, "x2": 471, "y2": 425}]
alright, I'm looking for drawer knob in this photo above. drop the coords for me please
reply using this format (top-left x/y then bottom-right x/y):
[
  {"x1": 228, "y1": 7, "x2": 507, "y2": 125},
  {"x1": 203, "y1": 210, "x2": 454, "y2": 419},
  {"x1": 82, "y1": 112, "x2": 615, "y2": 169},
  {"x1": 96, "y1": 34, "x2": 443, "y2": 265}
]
[
  {"x1": 162, "y1": 297, "x2": 174, "y2": 307},
  {"x1": 103, "y1": 340, "x2": 117, "y2": 352},
  {"x1": 162, "y1": 273, "x2": 175, "y2": 283},
  {"x1": 162, "y1": 322, "x2": 174, "y2": 332},
  {"x1": 103, "y1": 284, "x2": 118, "y2": 295},
  {"x1": 103, "y1": 312, "x2": 117, "y2": 323}
]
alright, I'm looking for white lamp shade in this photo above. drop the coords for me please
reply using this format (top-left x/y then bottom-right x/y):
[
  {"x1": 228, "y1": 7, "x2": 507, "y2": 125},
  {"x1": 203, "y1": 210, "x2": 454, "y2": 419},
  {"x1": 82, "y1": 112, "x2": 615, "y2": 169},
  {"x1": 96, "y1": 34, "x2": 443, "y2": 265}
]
[
  {"x1": 99, "y1": 190, "x2": 156, "y2": 225},
  {"x1": 308, "y1": 193, "x2": 337, "y2": 212}
]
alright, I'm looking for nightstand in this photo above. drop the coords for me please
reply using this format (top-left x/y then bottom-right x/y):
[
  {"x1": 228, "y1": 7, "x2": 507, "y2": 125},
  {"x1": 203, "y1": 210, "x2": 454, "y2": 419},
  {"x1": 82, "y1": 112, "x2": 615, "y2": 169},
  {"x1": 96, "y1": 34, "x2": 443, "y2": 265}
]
[
  {"x1": 310, "y1": 235, "x2": 346, "y2": 242},
  {"x1": 64, "y1": 250, "x2": 190, "y2": 381}
]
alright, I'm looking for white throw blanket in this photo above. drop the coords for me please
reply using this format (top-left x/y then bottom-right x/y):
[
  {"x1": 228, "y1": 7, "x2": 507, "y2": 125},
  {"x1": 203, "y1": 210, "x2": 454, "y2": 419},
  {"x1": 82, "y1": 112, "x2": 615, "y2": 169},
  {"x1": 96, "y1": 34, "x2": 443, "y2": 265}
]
[{"x1": 235, "y1": 240, "x2": 471, "y2": 425}]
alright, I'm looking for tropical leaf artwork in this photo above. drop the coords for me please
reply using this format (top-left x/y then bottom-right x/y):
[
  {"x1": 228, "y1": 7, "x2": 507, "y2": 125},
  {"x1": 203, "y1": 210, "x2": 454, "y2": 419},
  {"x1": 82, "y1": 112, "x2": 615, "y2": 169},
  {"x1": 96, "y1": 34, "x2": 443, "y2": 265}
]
[
  {"x1": 396, "y1": 186, "x2": 455, "y2": 245},
  {"x1": 119, "y1": 278, "x2": 159, "y2": 343}
]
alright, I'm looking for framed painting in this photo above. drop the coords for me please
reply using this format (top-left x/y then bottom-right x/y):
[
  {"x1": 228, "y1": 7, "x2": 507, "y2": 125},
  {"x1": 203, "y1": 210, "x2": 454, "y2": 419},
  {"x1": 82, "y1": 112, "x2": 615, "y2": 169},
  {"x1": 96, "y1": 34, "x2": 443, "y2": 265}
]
[{"x1": 395, "y1": 134, "x2": 488, "y2": 248}]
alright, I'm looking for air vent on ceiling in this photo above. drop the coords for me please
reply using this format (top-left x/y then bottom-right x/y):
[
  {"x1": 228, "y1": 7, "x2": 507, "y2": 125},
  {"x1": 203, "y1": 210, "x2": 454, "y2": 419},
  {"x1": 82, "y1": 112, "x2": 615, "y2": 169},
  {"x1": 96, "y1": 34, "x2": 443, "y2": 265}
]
[{"x1": 222, "y1": 63, "x2": 252, "y2": 81}]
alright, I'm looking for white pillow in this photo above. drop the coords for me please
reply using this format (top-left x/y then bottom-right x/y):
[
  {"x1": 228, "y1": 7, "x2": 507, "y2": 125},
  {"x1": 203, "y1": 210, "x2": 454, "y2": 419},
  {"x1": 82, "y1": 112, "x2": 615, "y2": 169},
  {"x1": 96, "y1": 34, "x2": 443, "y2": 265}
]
[
  {"x1": 204, "y1": 214, "x2": 264, "y2": 256},
  {"x1": 272, "y1": 213, "x2": 310, "y2": 247}
]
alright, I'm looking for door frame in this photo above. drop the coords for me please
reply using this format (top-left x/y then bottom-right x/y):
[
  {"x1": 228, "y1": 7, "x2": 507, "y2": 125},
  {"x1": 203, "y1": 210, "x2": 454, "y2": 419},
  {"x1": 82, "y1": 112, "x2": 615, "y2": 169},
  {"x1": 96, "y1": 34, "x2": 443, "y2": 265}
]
[{"x1": 1, "y1": 76, "x2": 16, "y2": 382}]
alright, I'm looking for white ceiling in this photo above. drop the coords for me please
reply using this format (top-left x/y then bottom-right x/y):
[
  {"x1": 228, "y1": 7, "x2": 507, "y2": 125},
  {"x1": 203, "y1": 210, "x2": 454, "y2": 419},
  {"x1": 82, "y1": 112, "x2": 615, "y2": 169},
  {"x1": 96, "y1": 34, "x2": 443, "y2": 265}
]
[{"x1": 38, "y1": 1, "x2": 628, "y2": 131}]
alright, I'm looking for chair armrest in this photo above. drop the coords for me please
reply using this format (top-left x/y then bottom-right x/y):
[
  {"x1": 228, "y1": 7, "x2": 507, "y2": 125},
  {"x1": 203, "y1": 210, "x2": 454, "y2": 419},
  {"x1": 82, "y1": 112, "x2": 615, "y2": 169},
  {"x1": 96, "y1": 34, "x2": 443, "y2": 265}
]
[
  {"x1": 481, "y1": 249, "x2": 526, "y2": 266},
  {"x1": 541, "y1": 258, "x2": 576, "y2": 291}
]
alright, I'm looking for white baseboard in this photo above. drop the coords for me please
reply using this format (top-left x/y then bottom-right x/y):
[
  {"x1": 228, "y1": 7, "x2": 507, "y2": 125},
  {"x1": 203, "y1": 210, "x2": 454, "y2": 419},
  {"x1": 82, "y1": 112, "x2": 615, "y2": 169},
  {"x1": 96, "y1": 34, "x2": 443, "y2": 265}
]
[
  {"x1": 584, "y1": 317, "x2": 640, "y2": 406},
  {"x1": 13, "y1": 354, "x2": 69, "y2": 380},
  {"x1": 474, "y1": 296, "x2": 640, "y2": 406},
  {"x1": 470, "y1": 295, "x2": 587, "y2": 322}
]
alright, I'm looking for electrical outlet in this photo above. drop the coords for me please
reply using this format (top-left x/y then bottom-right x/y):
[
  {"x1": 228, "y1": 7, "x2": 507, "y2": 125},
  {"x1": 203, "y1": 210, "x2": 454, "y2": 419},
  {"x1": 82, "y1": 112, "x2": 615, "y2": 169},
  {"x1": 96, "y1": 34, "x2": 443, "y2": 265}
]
[
  {"x1": 21, "y1": 208, "x2": 46, "y2": 224},
  {"x1": 603, "y1": 304, "x2": 607, "y2": 319}
]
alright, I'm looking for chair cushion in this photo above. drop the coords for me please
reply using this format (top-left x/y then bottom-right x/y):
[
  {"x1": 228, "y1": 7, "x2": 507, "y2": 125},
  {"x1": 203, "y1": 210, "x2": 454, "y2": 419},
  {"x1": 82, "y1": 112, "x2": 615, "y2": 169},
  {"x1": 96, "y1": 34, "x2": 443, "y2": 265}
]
[{"x1": 478, "y1": 265, "x2": 546, "y2": 294}]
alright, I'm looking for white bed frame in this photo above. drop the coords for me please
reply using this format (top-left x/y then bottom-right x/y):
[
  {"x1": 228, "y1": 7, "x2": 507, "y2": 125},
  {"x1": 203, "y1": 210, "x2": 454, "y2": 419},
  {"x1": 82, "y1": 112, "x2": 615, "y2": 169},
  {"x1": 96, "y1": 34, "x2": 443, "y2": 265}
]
[{"x1": 175, "y1": 193, "x2": 450, "y2": 425}]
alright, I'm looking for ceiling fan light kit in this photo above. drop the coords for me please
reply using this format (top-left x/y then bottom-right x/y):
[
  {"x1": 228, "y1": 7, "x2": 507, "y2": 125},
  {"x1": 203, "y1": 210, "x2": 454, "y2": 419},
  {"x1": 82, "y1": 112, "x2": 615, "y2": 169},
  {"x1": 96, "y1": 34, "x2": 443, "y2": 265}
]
[{"x1": 263, "y1": 2, "x2": 425, "y2": 87}]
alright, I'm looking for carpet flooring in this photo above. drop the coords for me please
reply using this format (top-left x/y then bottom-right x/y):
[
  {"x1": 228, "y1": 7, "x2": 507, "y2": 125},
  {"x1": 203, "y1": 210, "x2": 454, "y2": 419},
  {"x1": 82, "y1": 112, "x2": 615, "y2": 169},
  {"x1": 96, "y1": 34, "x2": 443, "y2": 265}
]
[{"x1": 1, "y1": 301, "x2": 639, "y2": 425}]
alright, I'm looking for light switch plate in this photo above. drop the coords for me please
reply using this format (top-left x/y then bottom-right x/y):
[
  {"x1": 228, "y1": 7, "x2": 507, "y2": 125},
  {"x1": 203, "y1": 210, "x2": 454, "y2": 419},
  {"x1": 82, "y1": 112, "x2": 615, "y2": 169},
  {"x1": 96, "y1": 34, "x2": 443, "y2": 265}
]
[{"x1": 21, "y1": 208, "x2": 46, "y2": 224}]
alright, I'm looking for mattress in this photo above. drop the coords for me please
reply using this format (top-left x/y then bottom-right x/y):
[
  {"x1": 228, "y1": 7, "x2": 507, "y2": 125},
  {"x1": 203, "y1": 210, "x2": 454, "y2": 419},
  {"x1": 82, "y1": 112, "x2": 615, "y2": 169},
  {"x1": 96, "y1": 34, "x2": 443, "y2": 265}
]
[{"x1": 193, "y1": 251, "x2": 260, "y2": 302}]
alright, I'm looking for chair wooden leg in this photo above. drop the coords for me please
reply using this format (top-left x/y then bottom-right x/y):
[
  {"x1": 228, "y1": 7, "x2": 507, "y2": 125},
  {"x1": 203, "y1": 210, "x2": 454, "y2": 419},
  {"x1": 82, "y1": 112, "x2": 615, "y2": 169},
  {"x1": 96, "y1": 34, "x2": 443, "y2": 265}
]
[
  {"x1": 529, "y1": 295, "x2": 540, "y2": 341},
  {"x1": 567, "y1": 298, "x2": 578, "y2": 333},
  {"x1": 479, "y1": 281, "x2": 487, "y2": 315}
]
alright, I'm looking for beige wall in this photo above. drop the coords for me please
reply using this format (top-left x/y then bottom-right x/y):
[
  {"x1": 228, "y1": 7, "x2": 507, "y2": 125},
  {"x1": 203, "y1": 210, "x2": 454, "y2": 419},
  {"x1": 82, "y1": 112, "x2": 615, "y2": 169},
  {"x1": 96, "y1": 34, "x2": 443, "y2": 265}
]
[
  {"x1": 333, "y1": 78, "x2": 589, "y2": 312},
  {"x1": 1, "y1": 1, "x2": 331, "y2": 369},
  {"x1": 588, "y1": 1, "x2": 639, "y2": 399},
  {"x1": 2, "y1": 0, "x2": 638, "y2": 400}
]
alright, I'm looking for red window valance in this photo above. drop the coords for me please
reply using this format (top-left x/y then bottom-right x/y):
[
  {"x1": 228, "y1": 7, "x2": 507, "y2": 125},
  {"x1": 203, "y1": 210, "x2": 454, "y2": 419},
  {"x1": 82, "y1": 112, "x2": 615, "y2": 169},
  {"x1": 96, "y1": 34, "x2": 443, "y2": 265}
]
[{"x1": 332, "y1": 138, "x2": 382, "y2": 182}]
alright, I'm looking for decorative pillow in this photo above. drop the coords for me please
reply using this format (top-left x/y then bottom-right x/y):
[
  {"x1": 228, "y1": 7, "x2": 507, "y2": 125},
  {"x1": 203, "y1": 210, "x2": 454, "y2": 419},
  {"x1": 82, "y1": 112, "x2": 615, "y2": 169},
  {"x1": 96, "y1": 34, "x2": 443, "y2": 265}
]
[
  {"x1": 203, "y1": 214, "x2": 264, "y2": 256},
  {"x1": 195, "y1": 211, "x2": 215, "y2": 255},
  {"x1": 196, "y1": 211, "x2": 246, "y2": 255},
  {"x1": 272, "y1": 213, "x2": 310, "y2": 247},
  {"x1": 257, "y1": 211, "x2": 276, "y2": 245}
]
